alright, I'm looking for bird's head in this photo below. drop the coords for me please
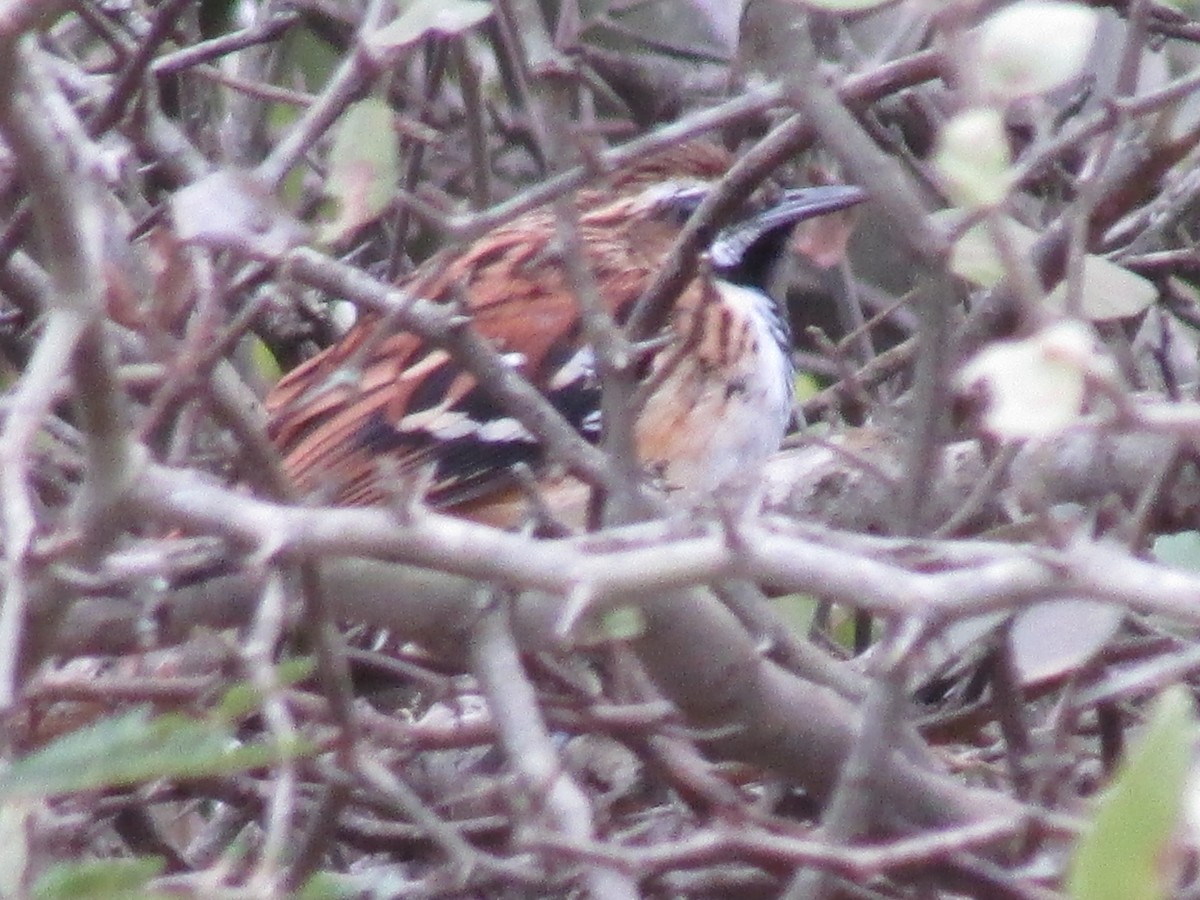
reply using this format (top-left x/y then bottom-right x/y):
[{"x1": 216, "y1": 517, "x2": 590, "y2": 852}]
[{"x1": 583, "y1": 162, "x2": 867, "y2": 295}]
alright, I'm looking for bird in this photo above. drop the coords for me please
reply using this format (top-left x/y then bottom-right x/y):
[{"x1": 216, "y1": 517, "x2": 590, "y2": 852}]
[{"x1": 266, "y1": 142, "x2": 865, "y2": 530}]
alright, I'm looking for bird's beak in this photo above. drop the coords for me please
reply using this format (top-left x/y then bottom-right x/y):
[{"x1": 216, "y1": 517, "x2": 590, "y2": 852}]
[
  {"x1": 709, "y1": 184, "x2": 867, "y2": 277},
  {"x1": 757, "y1": 185, "x2": 869, "y2": 230}
]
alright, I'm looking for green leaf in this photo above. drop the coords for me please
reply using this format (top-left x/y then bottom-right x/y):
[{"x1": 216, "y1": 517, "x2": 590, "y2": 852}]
[
  {"x1": 371, "y1": 0, "x2": 493, "y2": 52},
  {"x1": 1154, "y1": 532, "x2": 1200, "y2": 573},
  {"x1": 580, "y1": 0, "x2": 740, "y2": 64},
  {"x1": 0, "y1": 803, "x2": 29, "y2": 896},
  {"x1": 978, "y1": 1, "x2": 1099, "y2": 99},
  {"x1": 0, "y1": 709, "x2": 311, "y2": 801},
  {"x1": 773, "y1": 594, "x2": 819, "y2": 636},
  {"x1": 777, "y1": 598, "x2": 865, "y2": 651},
  {"x1": 217, "y1": 655, "x2": 316, "y2": 721},
  {"x1": 785, "y1": 0, "x2": 893, "y2": 10},
  {"x1": 274, "y1": 29, "x2": 343, "y2": 188},
  {"x1": 320, "y1": 97, "x2": 401, "y2": 244},
  {"x1": 33, "y1": 857, "x2": 166, "y2": 900},
  {"x1": 957, "y1": 321, "x2": 1097, "y2": 439},
  {"x1": 792, "y1": 371, "x2": 822, "y2": 403},
  {"x1": 940, "y1": 212, "x2": 1157, "y2": 320},
  {"x1": 246, "y1": 333, "x2": 282, "y2": 385},
  {"x1": 599, "y1": 605, "x2": 647, "y2": 641},
  {"x1": 1068, "y1": 686, "x2": 1196, "y2": 900},
  {"x1": 1156, "y1": 0, "x2": 1200, "y2": 14},
  {"x1": 938, "y1": 210, "x2": 1023, "y2": 288},
  {"x1": 280, "y1": 27, "x2": 341, "y2": 95},
  {"x1": 295, "y1": 872, "x2": 354, "y2": 900},
  {"x1": 933, "y1": 107, "x2": 1013, "y2": 210}
]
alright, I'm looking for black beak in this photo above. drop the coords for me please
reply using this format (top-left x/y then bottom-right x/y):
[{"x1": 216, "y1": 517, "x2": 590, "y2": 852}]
[{"x1": 710, "y1": 184, "x2": 867, "y2": 288}]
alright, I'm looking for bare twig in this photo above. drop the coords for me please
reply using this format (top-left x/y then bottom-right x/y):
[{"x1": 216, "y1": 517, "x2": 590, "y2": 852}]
[{"x1": 470, "y1": 595, "x2": 639, "y2": 899}]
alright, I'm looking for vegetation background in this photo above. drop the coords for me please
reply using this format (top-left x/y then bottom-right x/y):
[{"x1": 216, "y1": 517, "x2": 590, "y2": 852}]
[{"x1": 2, "y1": 0, "x2": 1200, "y2": 897}]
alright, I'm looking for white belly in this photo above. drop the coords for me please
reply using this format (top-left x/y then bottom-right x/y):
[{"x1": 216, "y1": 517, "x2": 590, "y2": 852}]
[
  {"x1": 691, "y1": 282, "x2": 793, "y2": 491},
  {"x1": 637, "y1": 281, "x2": 794, "y2": 498}
]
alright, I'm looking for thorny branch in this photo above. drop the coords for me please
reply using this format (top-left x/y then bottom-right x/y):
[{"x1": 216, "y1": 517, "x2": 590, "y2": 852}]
[{"x1": 3, "y1": 1, "x2": 1200, "y2": 897}]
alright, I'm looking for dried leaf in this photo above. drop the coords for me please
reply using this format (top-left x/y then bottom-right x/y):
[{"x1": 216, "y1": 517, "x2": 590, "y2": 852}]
[
  {"x1": 1010, "y1": 599, "x2": 1122, "y2": 686},
  {"x1": 791, "y1": 205, "x2": 861, "y2": 269}
]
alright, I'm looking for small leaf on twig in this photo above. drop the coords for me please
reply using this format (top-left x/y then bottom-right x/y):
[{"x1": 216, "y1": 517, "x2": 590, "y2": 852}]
[
  {"x1": 320, "y1": 97, "x2": 401, "y2": 244},
  {"x1": 1010, "y1": 599, "x2": 1122, "y2": 686},
  {"x1": 0, "y1": 708, "x2": 310, "y2": 800},
  {"x1": 370, "y1": 0, "x2": 493, "y2": 53},
  {"x1": 780, "y1": 0, "x2": 893, "y2": 11},
  {"x1": 957, "y1": 321, "x2": 1105, "y2": 439},
  {"x1": 933, "y1": 108, "x2": 1013, "y2": 210},
  {"x1": 942, "y1": 212, "x2": 1157, "y2": 320},
  {"x1": 977, "y1": 1, "x2": 1099, "y2": 100},
  {"x1": 33, "y1": 858, "x2": 166, "y2": 900},
  {"x1": 1068, "y1": 686, "x2": 1195, "y2": 900}
]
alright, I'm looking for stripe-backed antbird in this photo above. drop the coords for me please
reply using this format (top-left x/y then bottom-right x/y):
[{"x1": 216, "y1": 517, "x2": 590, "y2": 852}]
[{"x1": 266, "y1": 142, "x2": 866, "y2": 529}]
